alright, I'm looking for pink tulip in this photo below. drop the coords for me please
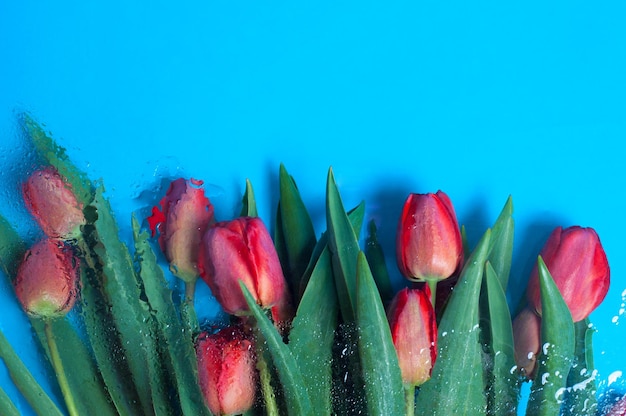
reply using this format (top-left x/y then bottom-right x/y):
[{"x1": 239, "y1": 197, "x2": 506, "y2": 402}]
[
  {"x1": 199, "y1": 217, "x2": 288, "y2": 315},
  {"x1": 196, "y1": 327, "x2": 256, "y2": 415},
  {"x1": 14, "y1": 238, "x2": 79, "y2": 318},
  {"x1": 148, "y1": 178, "x2": 215, "y2": 283},
  {"x1": 526, "y1": 226, "x2": 610, "y2": 322},
  {"x1": 396, "y1": 191, "x2": 463, "y2": 282},
  {"x1": 22, "y1": 166, "x2": 85, "y2": 240},
  {"x1": 387, "y1": 286, "x2": 437, "y2": 386}
]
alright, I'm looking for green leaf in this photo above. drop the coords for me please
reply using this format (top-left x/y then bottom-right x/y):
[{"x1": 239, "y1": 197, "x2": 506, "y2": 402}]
[
  {"x1": 277, "y1": 163, "x2": 317, "y2": 304},
  {"x1": 0, "y1": 214, "x2": 26, "y2": 280},
  {"x1": 364, "y1": 220, "x2": 394, "y2": 307},
  {"x1": 240, "y1": 178, "x2": 258, "y2": 217},
  {"x1": 526, "y1": 256, "x2": 575, "y2": 416},
  {"x1": 131, "y1": 216, "x2": 211, "y2": 416},
  {"x1": 486, "y1": 196, "x2": 514, "y2": 290},
  {"x1": 239, "y1": 282, "x2": 314, "y2": 416},
  {"x1": 22, "y1": 113, "x2": 94, "y2": 206},
  {"x1": 356, "y1": 251, "x2": 404, "y2": 416},
  {"x1": 326, "y1": 167, "x2": 362, "y2": 323},
  {"x1": 560, "y1": 319, "x2": 597, "y2": 415},
  {"x1": 461, "y1": 224, "x2": 471, "y2": 261},
  {"x1": 77, "y1": 255, "x2": 144, "y2": 416},
  {"x1": 30, "y1": 318, "x2": 117, "y2": 416},
  {"x1": 0, "y1": 386, "x2": 20, "y2": 416},
  {"x1": 415, "y1": 229, "x2": 491, "y2": 415},
  {"x1": 483, "y1": 262, "x2": 518, "y2": 416},
  {"x1": 288, "y1": 246, "x2": 337, "y2": 415},
  {"x1": 88, "y1": 185, "x2": 160, "y2": 416},
  {"x1": 0, "y1": 330, "x2": 64, "y2": 416}
]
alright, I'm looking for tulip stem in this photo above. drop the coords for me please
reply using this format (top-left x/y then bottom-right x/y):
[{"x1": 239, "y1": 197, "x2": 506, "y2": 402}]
[
  {"x1": 44, "y1": 320, "x2": 79, "y2": 416},
  {"x1": 426, "y1": 279, "x2": 437, "y2": 309},
  {"x1": 255, "y1": 331, "x2": 279, "y2": 416},
  {"x1": 404, "y1": 385, "x2": 415, "y2": 416},
  {"x1": 181, "y1": 282, "x2": 199, "y2": 337}
]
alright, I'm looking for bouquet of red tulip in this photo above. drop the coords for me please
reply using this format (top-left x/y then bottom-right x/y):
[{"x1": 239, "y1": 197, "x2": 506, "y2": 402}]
[{"x1": 0, "y1": 115, "x2": 620, "y2": 416}]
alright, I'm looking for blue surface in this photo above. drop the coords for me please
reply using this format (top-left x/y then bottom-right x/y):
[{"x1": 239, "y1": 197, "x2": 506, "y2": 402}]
[{"x1": 1, "y1": 2, "x2": 625, "y2": 414}]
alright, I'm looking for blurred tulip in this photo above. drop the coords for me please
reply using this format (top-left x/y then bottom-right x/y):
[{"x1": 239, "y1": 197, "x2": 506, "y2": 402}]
[
  {"x1": 396, "y1": 191, "x2": 463, "y2": 282},
  {"x1": 199, "y1": 216, "x2": 288, "y2": 315},
  {"x1": 22, "y1": 166, "x2": 85, "y2": 240},
  {"x1": 512, "y1": 306, "x2": 541, "y2": 379},
  {"x1": 14, "y1": 238, "x2": 79, "y2": 318},
  {"x1": 148, "y1": 178, "x2": 215, "y2": 283},
  {"x1": 196, "y1": 327, "x2": 256, "y2": 416},
  {"x1": 526, "y1": 226, "x2": 610, "y2": 322},
  {"x1": 387, "y1": 286, "x2": 437, "y2": 386}
]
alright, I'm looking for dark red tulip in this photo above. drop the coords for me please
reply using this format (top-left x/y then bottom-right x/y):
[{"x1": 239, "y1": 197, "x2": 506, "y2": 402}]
[
  {"x1": 199, "y1": 217, "x2": 288, "y2": 315},
  {"x1": 387, "y1": 286, "x2": 437, "y2": 386},
  {"x1": 526, "y1": 226, "x2": 610, "y2": 322},
  {"x1": 396, "y1": 191, "x2": 463, "y2": 282},
  {"x1": 196, "y1": 327, "x2": 256, "y2": 415}
]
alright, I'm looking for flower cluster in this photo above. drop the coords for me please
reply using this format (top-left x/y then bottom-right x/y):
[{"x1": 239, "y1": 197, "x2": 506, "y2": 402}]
[
  {"x1": 15, "y1": 167, "x2": 84, "y2": 318},
  {"x1": 0, "y1": 117, "x2": 619, "y2": 416}
]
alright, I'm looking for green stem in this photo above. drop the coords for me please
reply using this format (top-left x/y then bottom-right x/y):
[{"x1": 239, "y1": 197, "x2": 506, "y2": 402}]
[
  {"x1": 184, "y1": 280, "x2": 196, "y2": 301},
  {"x1": 404, "y1": 385, "x2": 415, "y2": 416},
  {"x1": 44, "y1": 320, "x2": 79, "y2": 416},
  {"x1": 181, "y1": 281, "x2": 199, "y2": 336},
  {"x1": 426, "y1": 279, "x2": 437, "y2": 309},
  {"x1": 255, "y1": 334, "x2": 279, "y2": 416}
]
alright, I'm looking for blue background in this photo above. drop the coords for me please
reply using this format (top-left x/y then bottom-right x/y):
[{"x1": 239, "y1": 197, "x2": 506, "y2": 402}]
[{"x1": 1, "y1": 2, "x2": 624, "y2": 414}]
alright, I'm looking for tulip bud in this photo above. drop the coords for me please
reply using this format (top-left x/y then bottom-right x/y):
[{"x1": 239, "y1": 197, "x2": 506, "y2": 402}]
[
  {"x1": 196, "y1": 327, "x2": 257, "y2": 416},
  {"x1": 512, "y1": 306, "x2": 541, "y2": 379},
  {"x1": 396, "y1": 191, "x2": 463, "y2": 282},
  {"x1": 14, "y1": 238, "x2": 79, "y2": 318},
  {"x1": 148, "y1": 178, "x2": 215, "y2": 283},
  {"x1": 199, "y1": 217, "x2": 288, "y2": 315},
  {"x1": 22, "y1": 166, "x2": 85, "y2": 240},
  {"x1": 387, "y1": 286, "x2": 437, "y2": 386},
  {"x1": 526, "y1": 226, "x2": 610, "y2": 322}
]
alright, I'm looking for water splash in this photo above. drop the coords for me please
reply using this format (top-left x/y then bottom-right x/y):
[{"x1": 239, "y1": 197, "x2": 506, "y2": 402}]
[
  {"x1": 608, "y1": 371, "x2": 622, "y2": 386},
  {"x1": 611, "y1": 288, "x2": 626, "y2": 325}
]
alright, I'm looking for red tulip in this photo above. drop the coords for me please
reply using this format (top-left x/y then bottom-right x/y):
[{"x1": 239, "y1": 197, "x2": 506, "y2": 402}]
[
  {"x1": 512, "y1": 306, "x2": 541, "y2": 379},
  {"x1": 526, "y1": 226, "x2": 610, "y2": 322},
  {"x1": 387, "y1": 286, "x2": 437, "y2": 386},
  {"x1": 22, "y1": 166, "x2": 85, "y2": 240},
  {"x1": 199, "y1": 217, "x2": 288, "y2": 315},
  {"x1": 148, "y1": 178, "x2": 215, "y2": 283},
  {"x1": 196, "y1": 327, "x2": 257, "y2": 416},
  {"x1": 396, "y1": 191, "x2": 463, "y2": 282},
  {"x1": 14, "y1": 238, "x2": 79, "y2": 318}
]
